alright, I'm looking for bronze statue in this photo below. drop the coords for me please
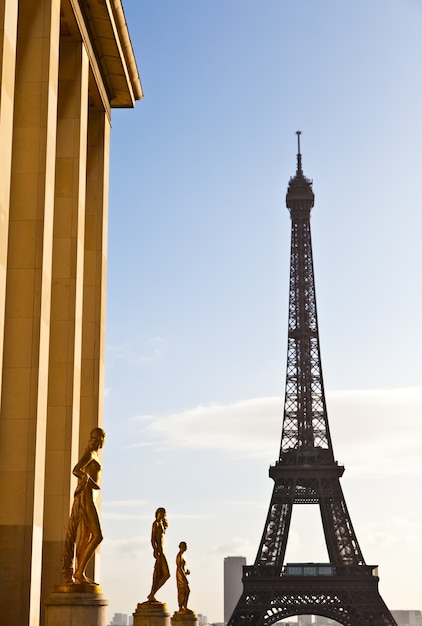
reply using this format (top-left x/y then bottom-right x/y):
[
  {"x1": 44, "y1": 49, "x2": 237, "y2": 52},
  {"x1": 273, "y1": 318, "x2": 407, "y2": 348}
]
[
  {"x1": 147, "y1": 507, "x2": 170, "y2": 602},
  {"x1": 62, "y1": 427, "x2": 106, "y2": 585},
  {"x1": 176, "y1": 541, "x2": 192, "y2": 613}
]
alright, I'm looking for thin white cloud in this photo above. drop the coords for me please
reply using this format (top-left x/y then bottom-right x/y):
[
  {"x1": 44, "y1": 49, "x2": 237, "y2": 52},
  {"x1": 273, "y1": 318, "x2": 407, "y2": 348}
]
[
  {"x1": 103, "y1": 512, "x2": 151, "y2": 521},
  {"x1": 327, "y1": 387, "x2": 422, "y2": 475},
  {"x1": 125, "y1": 441, "x2": 154, "y2": 449},
  {"x1": 135, "y1": 397, "x2": 283, "y2": 458},
  {"x1": 132, "y1": 388, "x2": 422, "y2": 472},
  {"x1": 102, "y1": 535, "x2": 149, "y2": 559},
  {"x1": 106, "y1": 335, "x2": 165, "y2": 364},
  {"x1": 103, "y1": 500, "x2": 147, "y2": 507},
  {"x1": 360, "y1": 516, "x2": 422, "y2": 551},
  {"x1": 213, "y1": 537, "x2": 257, "y2": 558},
  {"x1": 102, "y1": 506, "x2": 218, "y2": 521},
  {"x1": 223, "y1": 500, "x2": 268, "y2": 509}
]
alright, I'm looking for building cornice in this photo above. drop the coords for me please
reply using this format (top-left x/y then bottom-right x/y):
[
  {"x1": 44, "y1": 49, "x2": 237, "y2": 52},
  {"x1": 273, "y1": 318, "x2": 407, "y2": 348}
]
[
  {"x1": 110, "y1": 0, "x2": 143, "y2": 102},
  {"x1": 69, "y1": 0, "x2": 143, "y2": 110}
]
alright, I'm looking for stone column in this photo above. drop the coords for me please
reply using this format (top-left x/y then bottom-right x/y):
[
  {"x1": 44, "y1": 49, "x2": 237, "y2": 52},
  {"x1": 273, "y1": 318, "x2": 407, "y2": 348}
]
[
  {"x1": 0, "y1": 1, "x2": 61, "y2": 625},
  {"x1": 80, "y1": 106, "x2": 110, "y2": 448},
  {"x1": 41, "y1": 38, "x2": 90, "y2": 609},
  {"x1": 79, "y1": 104, "x2": 111, "y2": 583},
  {"x1": 0, "y1": 0, "x2": 18, "y2": 374}
]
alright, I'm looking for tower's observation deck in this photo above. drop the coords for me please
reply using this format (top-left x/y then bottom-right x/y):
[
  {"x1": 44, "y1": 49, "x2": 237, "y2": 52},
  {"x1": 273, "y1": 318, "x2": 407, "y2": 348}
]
[{"x1": 286, "y1": 131, "x2": 315, "y2": 216}]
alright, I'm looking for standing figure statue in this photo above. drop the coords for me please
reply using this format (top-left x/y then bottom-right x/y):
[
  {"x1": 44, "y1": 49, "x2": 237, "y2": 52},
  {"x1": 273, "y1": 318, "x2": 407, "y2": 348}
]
[
  {"x1": 62, "y1": 427, "x2": 106, "y2": 585},
  {"x1": 147, "y1": 507, "x2": 170, "y2": 602},
  {"x1": 176, "y1": 541, "x2": 192, "y2": 613}
]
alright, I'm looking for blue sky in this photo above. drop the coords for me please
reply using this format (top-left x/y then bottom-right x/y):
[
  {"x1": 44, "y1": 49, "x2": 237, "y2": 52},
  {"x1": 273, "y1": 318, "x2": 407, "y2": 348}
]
[{"x1": 100, "y1": 1, "x2": 422, "y2": 621}]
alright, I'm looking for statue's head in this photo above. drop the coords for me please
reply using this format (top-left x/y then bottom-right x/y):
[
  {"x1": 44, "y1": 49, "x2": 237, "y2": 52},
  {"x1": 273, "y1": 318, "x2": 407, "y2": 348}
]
[
  {"x1": 179, "y1": 541, "x2": 187, "y2": 552},
  {"x1": 89, "y1": 427, "x2": 106, "y2": 450},
  {"x1": 155, "y1": 507, "x2": 168, "y2": 528}
]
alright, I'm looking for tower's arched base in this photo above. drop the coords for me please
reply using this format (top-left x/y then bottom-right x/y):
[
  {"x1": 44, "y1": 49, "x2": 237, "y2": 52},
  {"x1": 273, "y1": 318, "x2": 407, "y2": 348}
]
[{"x1": 228, "y1": 570, "x2": 396, "y2": 626}]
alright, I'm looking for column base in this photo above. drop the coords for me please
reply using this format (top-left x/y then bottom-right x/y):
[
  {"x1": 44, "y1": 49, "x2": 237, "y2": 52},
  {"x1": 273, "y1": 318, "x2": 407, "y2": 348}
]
[
  {"x1": 171, "y1": 610, "x2": 198, "y2": 626},
  {"x1": 133, "y1": 601, "x2": 171, "y2": 626},
  {"x1": 44, "y1": 589, "x2": 109, "y2": 626}
]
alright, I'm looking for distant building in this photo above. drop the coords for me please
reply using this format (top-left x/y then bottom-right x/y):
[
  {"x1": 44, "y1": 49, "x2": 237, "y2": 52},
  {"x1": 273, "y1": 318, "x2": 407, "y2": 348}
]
[
  {"x1": 298, "y1": 617, "x2": 313, "y2": 626},
  {"x1": 224, "y1": 556, "x2": 247, "y2": 624},
  {"x1": 391, "y1": 610, "x2": 422, "y2": 626},
  {"x1": 109, "y1": 613, "x2": 128, "y2": 626}
]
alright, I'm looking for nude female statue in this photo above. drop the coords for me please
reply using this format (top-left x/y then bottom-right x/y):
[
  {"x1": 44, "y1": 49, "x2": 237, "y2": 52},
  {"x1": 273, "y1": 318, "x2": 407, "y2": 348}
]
[
  {"x1": 147, "y1": 507, "x2": 170, "y2": 602},
  {"x1": 176, "y1": 541, "x2": 192, "y2": 613},
  {"x1": 62, "y1": 427, "x2": 106, "y2": 585}
]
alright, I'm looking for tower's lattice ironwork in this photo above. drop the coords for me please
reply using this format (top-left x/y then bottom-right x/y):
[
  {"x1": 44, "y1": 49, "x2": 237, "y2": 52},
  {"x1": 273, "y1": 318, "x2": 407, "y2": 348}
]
[{"x1": 227, "y1": 134, "x2": 396, "y2": 626}]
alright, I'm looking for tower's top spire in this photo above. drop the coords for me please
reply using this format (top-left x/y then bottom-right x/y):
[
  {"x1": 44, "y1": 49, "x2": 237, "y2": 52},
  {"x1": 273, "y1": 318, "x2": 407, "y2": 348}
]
[
  {"x1": 286, "y1": 131, "x2": 315, "y2": 215},
  {"x1": 296, "y1": 130, "x2": 303, "y2": 174}
]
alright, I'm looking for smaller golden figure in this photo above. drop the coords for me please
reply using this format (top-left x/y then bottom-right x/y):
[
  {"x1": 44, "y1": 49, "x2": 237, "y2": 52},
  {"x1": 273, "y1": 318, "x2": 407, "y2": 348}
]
[
  {"x1": 62, "y1": 427, "x2": 106, "y2": 585},
  {"x1": 147, "y1": 507, "x2": 170, "y2": 602},
  {"x1": 176, "y1": 541, "x2": 193, "y2": 614}
]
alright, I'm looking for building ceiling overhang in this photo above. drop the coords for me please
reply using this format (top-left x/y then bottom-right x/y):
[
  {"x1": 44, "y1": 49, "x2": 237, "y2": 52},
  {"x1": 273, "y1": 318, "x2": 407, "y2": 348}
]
[{"x1": 64, "y1": 0, "x2": 143, "y2": 110}]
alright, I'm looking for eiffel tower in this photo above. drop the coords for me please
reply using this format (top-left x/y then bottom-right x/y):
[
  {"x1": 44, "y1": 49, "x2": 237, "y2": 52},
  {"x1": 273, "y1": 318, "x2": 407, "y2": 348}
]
[{"x1": 227, "y1": 133, "x2": 397, "y2": 626}]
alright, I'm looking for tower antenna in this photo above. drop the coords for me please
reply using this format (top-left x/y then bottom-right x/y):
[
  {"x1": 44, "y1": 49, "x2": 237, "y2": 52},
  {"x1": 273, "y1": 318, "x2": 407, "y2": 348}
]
[{"x1": 296, "y1": 130, "x2": 302, "y2": 173}]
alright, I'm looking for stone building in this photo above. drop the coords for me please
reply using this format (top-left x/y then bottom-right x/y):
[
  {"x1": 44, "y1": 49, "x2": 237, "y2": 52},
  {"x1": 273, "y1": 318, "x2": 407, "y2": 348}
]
[
  {"x1": 109, "y1": 613, "x2": 129, "y2": 626},
  {"x1": 224, "y1": 556, "x2": 247, "y2": 624},
  {"x1": 0, "y1": 1, "x2": 141, "y2": 625},
  {"x1": 391, "y1": 611, "x2": 422, "y2": 626}
]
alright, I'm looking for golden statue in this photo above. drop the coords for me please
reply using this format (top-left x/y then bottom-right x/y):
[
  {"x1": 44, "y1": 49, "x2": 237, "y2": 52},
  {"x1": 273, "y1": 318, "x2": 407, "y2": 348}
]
[
  {"x1": 147, "y1": 507, "x2": 170, "y2": 602},
  {"x1": 176, "y1": 541, "x2": 193, "y2": 613},
  {"x1": 62, "y1": 427, "x2": 106, "y2": 585}
]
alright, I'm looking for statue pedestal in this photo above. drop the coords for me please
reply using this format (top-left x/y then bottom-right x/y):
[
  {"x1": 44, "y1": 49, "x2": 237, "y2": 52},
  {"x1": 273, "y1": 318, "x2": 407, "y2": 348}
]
[
  {"x1": 171, "y1": 611, "x2": 198, "y2": 626},
  {"x1": 133, "y1": 602, "x2": 171, "y2": 626},
  {"x1": 44, "y1": 588, "x2": 109, "y2": 626}
]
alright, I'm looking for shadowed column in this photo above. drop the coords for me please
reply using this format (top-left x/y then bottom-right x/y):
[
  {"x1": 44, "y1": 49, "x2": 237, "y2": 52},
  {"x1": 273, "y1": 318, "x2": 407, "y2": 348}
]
[
  {"x1": 0, "y1": 1, "x2": 61, "y2": 624},
  {"x1": 41, "y1": 38, "x2": 90, "y2": 611},
  {"x1": 0, "y1": 0, "x2": 18, "y2": 377}
]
